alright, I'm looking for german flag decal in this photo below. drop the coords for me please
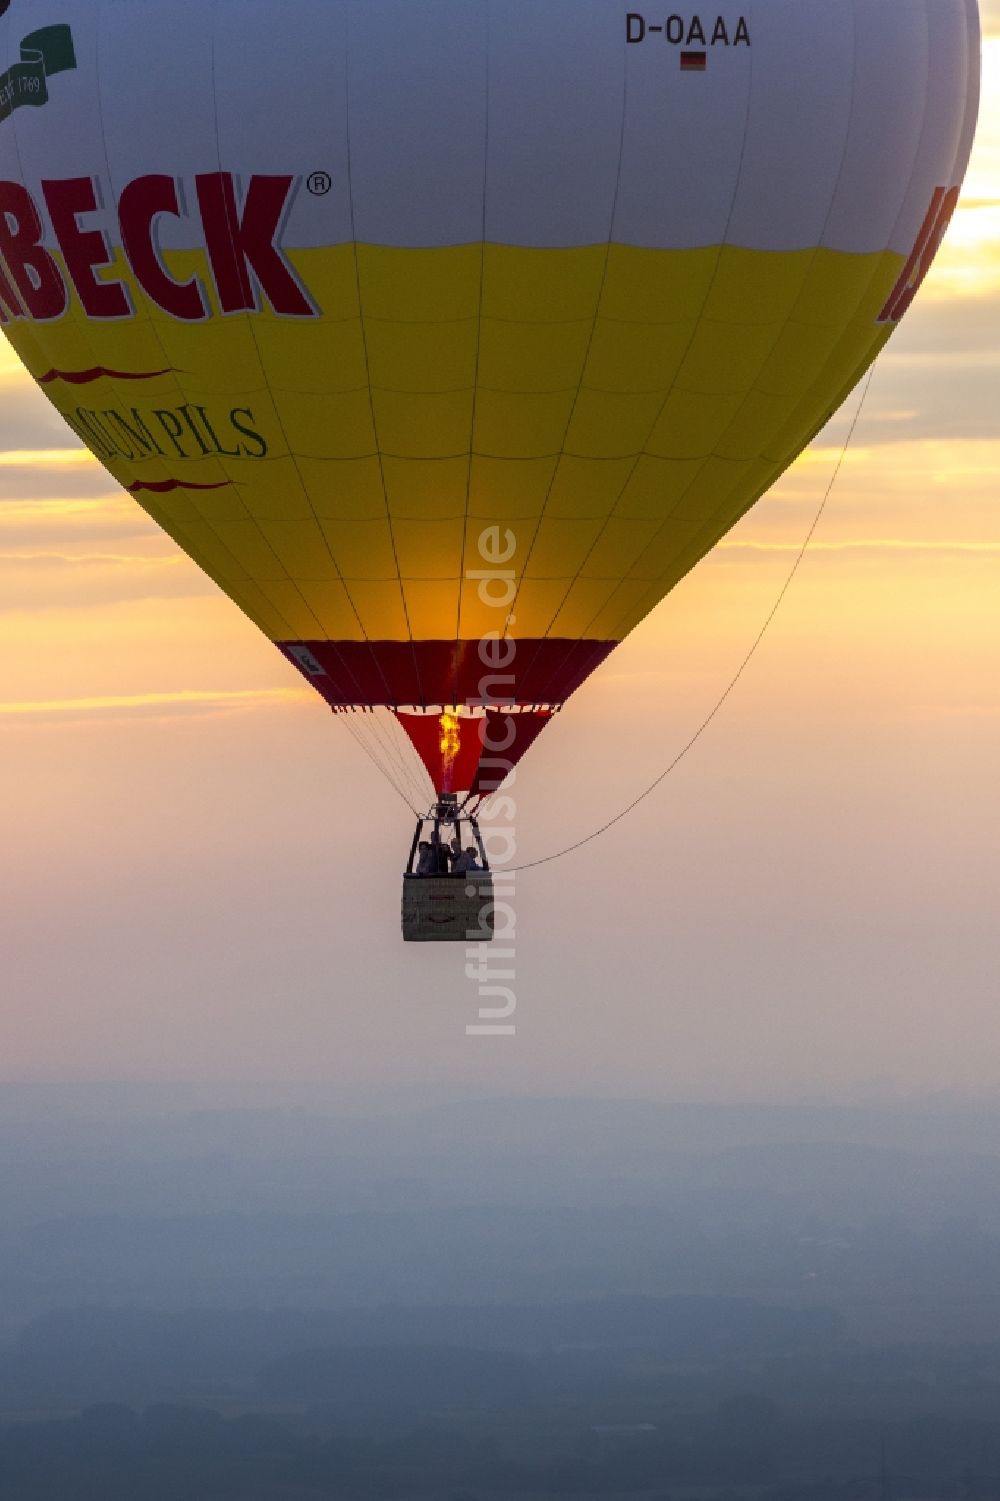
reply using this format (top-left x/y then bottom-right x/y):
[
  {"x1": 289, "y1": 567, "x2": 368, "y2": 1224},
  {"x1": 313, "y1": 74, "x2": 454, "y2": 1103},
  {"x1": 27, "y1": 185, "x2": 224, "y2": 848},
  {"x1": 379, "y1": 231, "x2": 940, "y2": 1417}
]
[{"x1": 680, "y1": 50, "x2": 706, "y2": 70}]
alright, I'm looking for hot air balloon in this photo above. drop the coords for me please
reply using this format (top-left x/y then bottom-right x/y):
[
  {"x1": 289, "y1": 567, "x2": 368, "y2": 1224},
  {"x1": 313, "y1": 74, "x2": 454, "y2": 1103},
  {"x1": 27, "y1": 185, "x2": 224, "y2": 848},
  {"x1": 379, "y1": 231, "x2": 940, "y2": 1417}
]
[{"x1": 0, "y1": 0, "x2": 980, "y2": 940}]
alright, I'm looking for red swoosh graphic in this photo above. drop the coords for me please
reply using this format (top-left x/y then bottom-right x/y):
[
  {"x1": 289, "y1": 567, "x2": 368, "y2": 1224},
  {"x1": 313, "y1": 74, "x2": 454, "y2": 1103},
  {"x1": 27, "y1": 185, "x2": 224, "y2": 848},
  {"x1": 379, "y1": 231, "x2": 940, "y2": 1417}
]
[
  {"x1": 38, "y1": 366, "x2": 172, "y2": 386},
  {"x1": 129, "y1": 479, "x2": 232, "y2": 494}
]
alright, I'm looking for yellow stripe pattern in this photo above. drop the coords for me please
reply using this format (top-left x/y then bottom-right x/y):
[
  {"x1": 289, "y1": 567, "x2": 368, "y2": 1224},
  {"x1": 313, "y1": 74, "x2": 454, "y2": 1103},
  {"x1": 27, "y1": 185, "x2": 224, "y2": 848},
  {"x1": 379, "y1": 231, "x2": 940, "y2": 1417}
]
[{"x1": 4, "y1": 241, "x2": 900, "y2": 647}]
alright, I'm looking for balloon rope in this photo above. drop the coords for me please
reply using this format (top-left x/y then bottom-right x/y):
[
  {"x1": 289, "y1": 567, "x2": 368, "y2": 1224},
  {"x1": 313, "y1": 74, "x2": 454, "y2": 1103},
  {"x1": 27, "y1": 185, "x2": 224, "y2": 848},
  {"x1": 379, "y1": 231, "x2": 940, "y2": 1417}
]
[
  {"x1": 508, "y1": 368, "x2": 876, "y2": 875},
  {"x1": 339, "y1": 712, "x2": 421, "y2": 816}
]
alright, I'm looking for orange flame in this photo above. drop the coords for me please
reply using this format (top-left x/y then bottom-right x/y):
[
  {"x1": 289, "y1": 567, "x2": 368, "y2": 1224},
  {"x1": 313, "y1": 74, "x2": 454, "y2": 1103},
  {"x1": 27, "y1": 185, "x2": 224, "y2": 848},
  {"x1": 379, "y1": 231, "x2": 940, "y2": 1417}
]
[{"x1": 438, "y1": 711, "x2": 461, "y2": 786}]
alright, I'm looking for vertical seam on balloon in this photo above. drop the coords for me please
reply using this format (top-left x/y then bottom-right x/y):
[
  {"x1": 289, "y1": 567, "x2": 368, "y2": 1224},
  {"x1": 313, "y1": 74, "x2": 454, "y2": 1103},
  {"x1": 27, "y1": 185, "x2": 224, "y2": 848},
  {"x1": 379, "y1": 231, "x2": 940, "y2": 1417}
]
[
  {"x1": 0, "y1": 8, "x2": 46, "y2": 376},
  {"x1": 453, "y1": 0, "x2": 491, "y2": 671},
  {"x1": 610, "y1": 0, "x2": 939, "y2": 657},
  {"x1": 93, "y1": 4, "x2": 260, "y2": 601},
  {"x1": 343, "y1": 2, "x2": 428, "y2": 712},
  {"x1": 525, "y1": 0, "x2": 760, "y2": 705},
  {"x1": 954, "y1": 0, "x2": 981, "y2": 231},
  {"x1": 198, "y1": 12, "x2": 418, "y2": 747},
  {"x1": 611, "y1": 324, "x2": 884, "y2": 639},
  {"x1": 283, "y1": 15, "x2": 433, "y2": 725},
  {"x1": 642, "y1": 0, "x2": 864, "y2": 619},
  {"x1": 148, "y1": 3, "x2": 378, "y2": 716},
  {"x1": 10, "y1": 4, "x2": 188, "y2": 592},
  {"x1": 959, "y1": 0, "x2": 982, "y2": 190},
  {"x1": 2, "y1": 19, "x2": 37, "y2": 359},
  {"x1": 919, "y1": 0, "x2": 976, "y2": 243},
  {"x1": 878, "y1": 0, "x2": 941, "y2": 263},
  {"x1": 955, "y1": 0, "x2": 978, "y2": 188},
  {"x1": 496, "y1": 27, "x2": 632, "y2": 674},
  {"x1": 200, "y1": 3, "x2": 402, "y2": 726},
  {"x1": 10, "y1": 2, "x2": 244, "y2": 624},
  {"x1": 89, "y1": 1, "x2": 305, "y2": 646},
  {"x1": 600, "y1": 0, "x2": 950, "y2": 650},
  {"x1": 9, "y1": 3, "x2": 300, "y2": 643},
  {"x1": 565, "y1": 0, "x2": 872, "y2": 654},
  {"x1": 202, "y1": 0, "x2": 391, "y2": 667}
]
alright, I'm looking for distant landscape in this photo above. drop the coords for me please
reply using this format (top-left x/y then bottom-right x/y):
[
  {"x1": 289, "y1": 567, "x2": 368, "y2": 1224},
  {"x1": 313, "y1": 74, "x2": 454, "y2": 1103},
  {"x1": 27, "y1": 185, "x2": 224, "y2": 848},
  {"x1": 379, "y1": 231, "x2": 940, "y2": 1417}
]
[{"x1": 0, "y1": 1088, "x2": 999, "y2": 1496}]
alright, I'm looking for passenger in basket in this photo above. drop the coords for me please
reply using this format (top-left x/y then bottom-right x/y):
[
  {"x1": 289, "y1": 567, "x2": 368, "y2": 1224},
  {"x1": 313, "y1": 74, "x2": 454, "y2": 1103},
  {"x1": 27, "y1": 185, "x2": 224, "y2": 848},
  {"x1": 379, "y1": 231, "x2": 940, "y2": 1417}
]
[
  {"x1": 431, "y1": 831, "x2": 451, "y2": 874},
  {"x1": 415, "y1": 840, "x2": 438, "y2": 876}
]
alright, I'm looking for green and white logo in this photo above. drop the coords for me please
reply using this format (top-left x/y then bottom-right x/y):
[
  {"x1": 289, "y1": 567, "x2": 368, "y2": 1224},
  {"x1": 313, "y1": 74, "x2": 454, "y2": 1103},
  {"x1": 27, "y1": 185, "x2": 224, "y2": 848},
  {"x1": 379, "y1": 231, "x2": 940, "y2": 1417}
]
[{"x1": 0, "y1": 25, "x2": 76, "y2": 126}]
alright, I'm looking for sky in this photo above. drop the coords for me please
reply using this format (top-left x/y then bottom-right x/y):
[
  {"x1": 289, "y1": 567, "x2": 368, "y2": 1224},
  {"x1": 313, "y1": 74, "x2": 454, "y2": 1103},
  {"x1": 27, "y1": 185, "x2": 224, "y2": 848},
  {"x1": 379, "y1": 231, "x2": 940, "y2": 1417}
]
[{"x1": 1, "y1": 31, "x2": 998, "y2": 1106}]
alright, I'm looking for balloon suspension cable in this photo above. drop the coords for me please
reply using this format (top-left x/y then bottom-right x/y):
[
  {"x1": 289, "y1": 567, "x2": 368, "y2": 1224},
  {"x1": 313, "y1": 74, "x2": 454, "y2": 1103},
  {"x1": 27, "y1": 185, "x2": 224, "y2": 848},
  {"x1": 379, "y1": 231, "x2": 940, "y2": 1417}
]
[
  {"x1": 508, "y1": 368, "x2": 876, "y2": 875},
  {"x1": 374, "y1": 709, "x2": 435, "y2": 809},
  {"x1": 337, "y1": 708, "x2": 430, "y2": 816},
  {"x1": 382, "y1": 713, "x2": 435, "y2": 812}
]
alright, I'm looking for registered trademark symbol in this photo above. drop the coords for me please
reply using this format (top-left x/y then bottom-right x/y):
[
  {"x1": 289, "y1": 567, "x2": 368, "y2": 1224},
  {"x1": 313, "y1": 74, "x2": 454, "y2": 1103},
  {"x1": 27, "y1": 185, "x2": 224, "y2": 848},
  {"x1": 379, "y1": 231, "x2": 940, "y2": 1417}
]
[{"x1": 306, "y1": 171, "x2": 332, "y2": 196}]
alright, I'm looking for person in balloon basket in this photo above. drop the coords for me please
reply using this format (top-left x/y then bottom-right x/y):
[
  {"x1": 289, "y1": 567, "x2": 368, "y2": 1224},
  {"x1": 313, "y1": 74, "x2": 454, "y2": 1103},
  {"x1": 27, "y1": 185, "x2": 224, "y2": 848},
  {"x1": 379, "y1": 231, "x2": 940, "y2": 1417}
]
[
  {"x1": 432, "y1": 831, "x2": 451, "y2": 874},
  {"x1": 451, "y1": 846, "x2": 483, "y2": 876},
  {"x1": 415, "y1": 841, "x2": 438, "y2": 877}
]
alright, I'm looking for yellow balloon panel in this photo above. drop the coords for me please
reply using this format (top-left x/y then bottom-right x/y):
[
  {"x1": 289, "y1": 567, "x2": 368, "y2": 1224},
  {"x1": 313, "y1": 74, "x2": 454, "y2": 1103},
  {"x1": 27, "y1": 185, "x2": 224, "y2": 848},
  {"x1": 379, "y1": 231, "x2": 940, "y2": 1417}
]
[
  {"x1": 3, "y1": 242, "x2": 904, "y2": 657},
  {"x1": 0, "y1": 0, "x2": 978, "y2": 717}
]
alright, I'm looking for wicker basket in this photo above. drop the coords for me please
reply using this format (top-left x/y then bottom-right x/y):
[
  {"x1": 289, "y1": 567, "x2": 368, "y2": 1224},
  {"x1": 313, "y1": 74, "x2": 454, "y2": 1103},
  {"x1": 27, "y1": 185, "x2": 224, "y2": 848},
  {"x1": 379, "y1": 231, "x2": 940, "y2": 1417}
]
[{"x1": 401, "y1": 872, "x2": 495, "y2": 943}]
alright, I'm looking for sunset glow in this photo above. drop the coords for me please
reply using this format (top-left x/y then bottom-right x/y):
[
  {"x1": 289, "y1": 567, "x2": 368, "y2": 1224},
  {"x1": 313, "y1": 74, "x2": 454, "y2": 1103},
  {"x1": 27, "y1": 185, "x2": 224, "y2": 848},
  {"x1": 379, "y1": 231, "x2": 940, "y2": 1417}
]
[{"x1": 1, "y1": 20, "x2": 997, "y2": 1097}]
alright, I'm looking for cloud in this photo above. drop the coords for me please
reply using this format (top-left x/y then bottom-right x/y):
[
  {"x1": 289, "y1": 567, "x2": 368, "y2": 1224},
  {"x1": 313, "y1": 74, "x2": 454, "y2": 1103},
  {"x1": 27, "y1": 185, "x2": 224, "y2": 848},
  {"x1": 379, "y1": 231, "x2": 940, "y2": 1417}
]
[
  {"x1": 0, "y1": 550, "x2": 176, "y2": 565},
  {"x1": 0, "y1": 448, "x2": 96, "y2": 469},
  {"x1": 0, "y1": 371, "x2": 83, "y2": 452},
  {"x1": 0, "y1": 686, "x2": 309, "y2": 725},
  {"x1": 811, "y1": 287, "x2": 1000, "y2": 448},
  {"x1": 715, "y1": 538, "x2": 1000, "y2": 559},
  {"x1": 0, "y1": 443, "x2": 131, "y2": 503},
  {"x1": 0, "y1": 497, "x2": 157, "y2": 546},
  {"x1": 0, "y1": 548, "x2": 215, "y2": 611},
  {"x1": 728, "y1": 437, "x2": 1000, "y2": 579},
  {"x1": 858, "y1": 365, "x2": 1000, "y2": 446},
  {"x1": 894, "y1": 291, "x2": 1000, "y2": 359},
  {"x1": 0, "y1": 371, "x2": 126, "y2": 498}
]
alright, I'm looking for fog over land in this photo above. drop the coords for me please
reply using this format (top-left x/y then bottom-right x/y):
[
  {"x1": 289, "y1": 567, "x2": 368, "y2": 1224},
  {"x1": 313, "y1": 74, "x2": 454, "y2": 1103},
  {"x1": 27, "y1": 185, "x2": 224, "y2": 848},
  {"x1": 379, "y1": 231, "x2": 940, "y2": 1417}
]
[{"x1": 0, "y1": 1087, "x2": 995, "y2": 1495}]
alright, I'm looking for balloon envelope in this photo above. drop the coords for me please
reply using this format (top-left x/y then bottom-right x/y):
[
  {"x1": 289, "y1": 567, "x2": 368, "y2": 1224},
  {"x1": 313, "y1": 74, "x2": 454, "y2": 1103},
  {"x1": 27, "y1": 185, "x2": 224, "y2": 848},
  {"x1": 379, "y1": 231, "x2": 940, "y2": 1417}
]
[{"x1": 0, "y1": 0, "x2": 980, "y2": 784}]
